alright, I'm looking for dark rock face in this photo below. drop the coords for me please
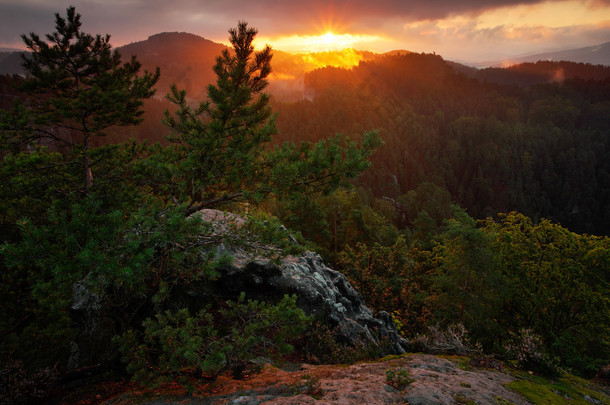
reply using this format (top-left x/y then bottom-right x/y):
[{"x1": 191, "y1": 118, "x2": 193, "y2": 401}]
[
  {"x1": 208, "y1": 212, "x2": 408, "y2": 355},
  {"x1": 68, "y1": 282, "x2": 110, "y2": 369},
  {"x1": 68, "y1": 209, "x2": 407, "y2": 370}
]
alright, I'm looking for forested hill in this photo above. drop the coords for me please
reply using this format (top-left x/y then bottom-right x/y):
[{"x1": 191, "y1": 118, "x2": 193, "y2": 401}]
[
  {"x1": 3, "y1": 33, "x2": 610, "y2": 234},
  {"x1": 274, "y1": 52, "x2": 610, "y2": 236},
  {"x1": 1, "y1": 10, "x2": 609, "y2": 398},
  {"x1": 118, "y1": 32, "x2": 228, "y2": 101}
]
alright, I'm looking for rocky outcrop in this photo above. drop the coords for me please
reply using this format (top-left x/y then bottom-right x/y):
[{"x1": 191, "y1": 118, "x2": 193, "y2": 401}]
[
  {"x1": 198, "y1": 209, "x2": 408, "y2": 355},
  {"x1": 68, "y1": 209, "x2": 407, "y2": 371},
  {"x1": 68, "y1": 282, "x2": 107, "y2": 369},
  {"x1": 215, "y1": 248, "x2": 407, "y2": 355}
]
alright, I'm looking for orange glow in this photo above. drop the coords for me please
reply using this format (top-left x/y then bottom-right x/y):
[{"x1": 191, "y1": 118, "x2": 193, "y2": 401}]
[
  {"x1": 257, "y1": 31, "x2": 388, "y2": 54},
  {"x1": 300, "y1": 48, "x2": 364, "y2": 69},
  {"x1": 269, "y1": 48, "x2": 367, "y2": 83}
]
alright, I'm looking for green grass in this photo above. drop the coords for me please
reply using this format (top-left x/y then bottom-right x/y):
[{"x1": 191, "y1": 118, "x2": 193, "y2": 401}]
[{"x1": 506, "y1": 370, "x2": 609, "y2": 405}]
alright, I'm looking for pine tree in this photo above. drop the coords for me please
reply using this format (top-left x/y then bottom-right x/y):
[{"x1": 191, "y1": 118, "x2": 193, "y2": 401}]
[
  {"x1": 160, "y1": 21, "x2": 382, "y2": 214},
  {"x1": 18, "y1": 6, "x2": 159, "y2": 191}
]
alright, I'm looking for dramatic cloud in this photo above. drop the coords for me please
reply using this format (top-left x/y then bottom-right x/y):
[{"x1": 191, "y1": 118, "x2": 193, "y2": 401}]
[{"x1": 1, "y1": 0, "x2": 609, "y2": 62}]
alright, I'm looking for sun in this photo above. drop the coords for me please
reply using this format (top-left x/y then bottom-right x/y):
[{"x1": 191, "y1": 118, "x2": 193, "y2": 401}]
[
  {"x1": 316, "y1": 31, "x2": 352, "y2": 51},
  {"x1": 270, "y1": 31, "x2": 359, "y2": 53},
  {"x1": 260, "y1": 30, "x2": 386, "y2": 54}
]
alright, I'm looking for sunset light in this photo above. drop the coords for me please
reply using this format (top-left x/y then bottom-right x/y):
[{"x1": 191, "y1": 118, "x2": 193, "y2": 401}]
[
  {"x1": 300, "y1": 48, "x2": 364, "y2": 69},
  {"x1": 258, "y1": 31, "x2": 388, "y2": 53},
  {"x1": 2, "y1": 0, "x2": 610, "y2": 63},
  {"x1": 4, "y1": 2, "x2": 610, "y2": 401}
]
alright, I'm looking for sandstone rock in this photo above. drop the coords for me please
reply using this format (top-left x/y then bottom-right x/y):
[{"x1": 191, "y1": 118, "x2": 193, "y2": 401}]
[
  {"x1": 200, "y1": 208, "x2": 408, "y2": 355},
  {"x1": 108, "y1": 354, "x2": 534, "y2": 404},
  {"x1": 214, "y1": 248, "x2": 407, "y2": 355},
  {"x1": 68, "y1": 282, "x2": 106, "y2": 369},
  {"x1": 67, "y1": 209, "x2": 407, "y2": 371}
]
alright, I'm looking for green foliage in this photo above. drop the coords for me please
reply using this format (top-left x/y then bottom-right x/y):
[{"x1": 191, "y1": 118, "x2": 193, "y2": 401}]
[
  {"x1": 157, "y1": 21, "x2": 381, "y2": 213},
  {"x1": 117, "y1": 294, "x2": 309, "y2": 384},
  {"x1": 161, "y1": 22, "x2": 275, "y2": 210},
  {"x1": 398, "y1": 182, "x2": 454, "y2": 248},
  {"x1": 483, "y1": 212, "x2": 610, "y2": 376},
  {"x1": 3, "y1": 6, "x2": 609, "y2": 389},
  {"x1": 275, "y1": 55, "x2": 610, "y2": 236},
  {"x1": 228, "y1": 209, "x2": 307, "y2": 259},
  {"x1": 338, "y1": 237, "x2": 432, "y2": 337},
  {"x1": 507, "y1": 371, "x2": 610, "y2": 405},
  {"x1": 505, "y1": 328, "x2": 562, "y2": 378},
  {"x1": 431, "y1": 208, "x2": 504, "y2": 348},
  {"x1": 281, "y1": 188, "x2": 398, "y2": 263},
  {"x1": 18, "y1": 6, "x2": 158, "y2": 190},
  {"x1": 0, "y1": 197, "x2": 222, "y2": 367},
  {"x1": 385, "y1": 367, "x2": 414, "y2": 390},
  {"x1": 0, "y1": 12, "x2": 382, "y2": 378}
]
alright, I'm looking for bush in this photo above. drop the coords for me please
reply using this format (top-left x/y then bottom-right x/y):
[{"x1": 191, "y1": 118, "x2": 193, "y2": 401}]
[
  {"x1": 0, "y1": 358, "x2": 57, "y2": 405},
  {"x1": 297, "y1": 320, "x2": 393, "y2": 365},
  {"x1": 505, "y1": 328, "x2": 562, "y2": 378},
  {"x1": 385, "y1": 367, "x2": 414, "y2": 390},
  {"x1": 117, "y1": 293, "x2": 310, "y2": 385},
  {"x1": 409, "y1": 323, "x2": 482, "y2": 355}
]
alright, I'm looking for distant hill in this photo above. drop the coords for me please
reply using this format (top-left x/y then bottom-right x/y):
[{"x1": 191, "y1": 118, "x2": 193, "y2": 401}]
[
  {"x1": 0, "y1": 51, "x2": 25, "y2": 75},
  {"x1": 474, "y1": 60, "x2": 610, "y2": 86},
  {"x1": 118, "y1": 32, "x2": 228, "y2": 100},
  {"x1": 3, "y1": 32, "x2": 610, "y2": 100},
  {"x1": 475, "y1": 41, "x2": 610, "y2": 68}
]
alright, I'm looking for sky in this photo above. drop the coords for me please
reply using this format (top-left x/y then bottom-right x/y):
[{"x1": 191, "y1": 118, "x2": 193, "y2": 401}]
[{"x1": 1, "y1": 0, "x2": 610, "y2": 64}]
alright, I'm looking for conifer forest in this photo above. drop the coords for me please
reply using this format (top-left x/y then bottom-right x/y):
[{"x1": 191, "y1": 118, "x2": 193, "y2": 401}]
[{"x1": 0, "y1": 7, "x2": 609, "y2": 402}]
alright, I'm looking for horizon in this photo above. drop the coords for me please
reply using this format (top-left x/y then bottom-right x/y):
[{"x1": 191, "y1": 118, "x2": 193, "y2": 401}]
[
  {"x1": 1, "y1": 1, "x2": 610, "y2": 64},
  {"x1": 3, "y1": 29, "x2": 609, "y2": 70}
]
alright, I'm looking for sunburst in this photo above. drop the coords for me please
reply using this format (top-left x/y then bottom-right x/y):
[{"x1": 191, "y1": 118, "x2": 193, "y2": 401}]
[{"x1": 260, "y1": 30, "x2": 385, "y2": 54}]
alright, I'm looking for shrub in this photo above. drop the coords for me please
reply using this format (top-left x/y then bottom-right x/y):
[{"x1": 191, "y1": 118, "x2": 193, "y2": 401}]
[
  {"x1": 297, "y1": 320, "x2": 393, "y2": 365},
  {"x1": 117, "y1": 293, "x2": 310, "y2": 385},
  {"x1": 385, "y1": 367, "x2": 413, "y2": 390},
  {"x1": 0, "y1": 358, "x2": 57, "y2": 405},
  {"x1": 301, "y1": 374, "x2": 323, "y2": 399},
  {"x1": 505, "y1": 328, "x2": 562, "y2": 378},
  {"x1": 409, "y1": 323, "x2": 482, "y2": 355}
]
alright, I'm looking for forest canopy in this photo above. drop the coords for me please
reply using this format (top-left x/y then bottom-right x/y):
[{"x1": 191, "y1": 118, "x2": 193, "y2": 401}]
[{"x1": 0, "y1": 7, "x2": 609, "y2": 402}]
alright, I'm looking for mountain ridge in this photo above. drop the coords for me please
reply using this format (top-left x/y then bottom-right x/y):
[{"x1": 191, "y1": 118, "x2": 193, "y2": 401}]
[
  {"x1": 2, "y1": 32, "x2": 609, "y2": 77},
  {"x1": 473, "y1": 40, "x2": 610, "y2": 68}
]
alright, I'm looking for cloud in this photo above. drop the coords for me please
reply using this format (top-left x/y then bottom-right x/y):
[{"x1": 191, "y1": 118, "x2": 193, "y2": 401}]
[
  {"x1": 1, "y1": 0, "x2": 609, "y2": 62},
  {"x1": 400, "y1": 17, "x2": 610, "y2": 62},
  {"x1": 2, "y1": 0, "x2": 601, "y2": 40}
]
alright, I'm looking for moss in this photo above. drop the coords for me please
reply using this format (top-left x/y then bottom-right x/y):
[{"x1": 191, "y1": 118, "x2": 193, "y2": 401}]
[
  {"x1": 380, "y1": 353, "x2": 410, "y2": 362},
  {"x1": 453, "y1": 394, "x2": 477, "y2": 404},
  {"x1": 385, "y1": 367, "x2": 414, "y2": 390},
  {"x1": 438, "y1": 355, "x2": 473, "y2": 371},
  {"x1": 494, "y1": 397, "x2": 516, "y2": 405},
  {"x1": 506, "y1": 370, "x2": 610, "y2": 405}
]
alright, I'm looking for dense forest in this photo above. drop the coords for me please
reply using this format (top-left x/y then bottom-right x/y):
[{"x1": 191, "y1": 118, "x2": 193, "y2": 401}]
[
  {"x1": 270, "y1": 53, "x2": 610, "y2": 377},
  {"x1": 0, "y1": 6, "x2": 609, "y2": 402},
  {"x1": 274, "y1": 55, "x2": 610, "y2": 236}
]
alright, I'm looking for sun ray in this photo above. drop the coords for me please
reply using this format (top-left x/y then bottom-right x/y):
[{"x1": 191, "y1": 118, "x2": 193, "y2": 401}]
[{"x1": 261, "y1": 31, "x2": 387, "y2": 53}]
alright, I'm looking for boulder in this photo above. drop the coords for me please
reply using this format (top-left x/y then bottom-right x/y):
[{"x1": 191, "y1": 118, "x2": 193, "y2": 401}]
[
  {"x1": 68, "y1": 282, "x2": 111, "y2": 369},
  {"x1": 200, "y1": 209, "x2": 408, "y2": 355},
  {"x1": 67, "y1": 209, "x2": 407, "y2": 371}
]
